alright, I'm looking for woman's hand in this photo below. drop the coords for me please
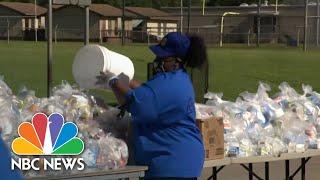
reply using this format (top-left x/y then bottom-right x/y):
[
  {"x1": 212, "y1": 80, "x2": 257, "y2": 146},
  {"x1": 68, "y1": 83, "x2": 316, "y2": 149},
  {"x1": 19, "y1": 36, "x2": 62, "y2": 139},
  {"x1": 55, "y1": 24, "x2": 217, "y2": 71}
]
[
  {"x1": 95, "y1": 71, "x2": 117, "y2": 89},
  {"x1": 96, "y1": 71, "x2": 132, "y2": 105}
]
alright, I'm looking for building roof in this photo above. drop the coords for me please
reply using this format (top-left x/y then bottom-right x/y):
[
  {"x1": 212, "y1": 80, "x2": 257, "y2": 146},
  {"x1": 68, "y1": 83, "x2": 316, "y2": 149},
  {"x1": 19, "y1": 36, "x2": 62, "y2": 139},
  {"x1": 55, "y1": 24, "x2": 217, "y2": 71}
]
[
  {"x1": 0, "y1": 2, "x2": 47, "y2": 16},
  {"x1": 126, "y1": 7, "x2": 178, "y2": 21},
  {"x1": 52, "y1": 5, "x2": 64, "y2": 9},
  {"x1": 52, "y1": 4, "x2": 137, "y2": 18},
  {"x1": 89, "y1": 4, "x2": 136, "y2": 17}
]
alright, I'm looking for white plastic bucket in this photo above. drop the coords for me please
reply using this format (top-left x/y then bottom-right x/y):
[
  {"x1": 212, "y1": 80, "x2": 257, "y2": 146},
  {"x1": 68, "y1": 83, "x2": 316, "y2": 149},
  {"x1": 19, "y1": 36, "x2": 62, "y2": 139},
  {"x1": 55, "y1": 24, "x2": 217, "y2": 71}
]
[{"x1": 72, "y1": 45, "x2": 134, "y2": 89}]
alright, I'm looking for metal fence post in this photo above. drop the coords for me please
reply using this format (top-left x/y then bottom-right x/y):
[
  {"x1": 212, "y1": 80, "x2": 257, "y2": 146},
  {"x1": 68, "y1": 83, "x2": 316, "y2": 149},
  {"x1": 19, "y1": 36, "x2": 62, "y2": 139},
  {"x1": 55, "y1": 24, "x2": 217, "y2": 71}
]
[
  {"x1": 47, "y1": 0, "x2": 53, "y2": 97},
  {"x1": 257, "y1": 0, "x2": 261, "y2": 47},
  {"x1": 220, "y1": 15, "x2": 224, "y2": 47},
  {"x1": 180, "y1": 0, "x2": 183, "y2": 33},
  {"x1": 317, "y1": 0, "x2": 319, "y2": 47},
  {"x1": 304, "y1": 0, "x2": 309, "y2": 51},
  {"x1": 248, "y1": 29, "x2": 251, "y2": 46},
  {"x1": 55, "y1": 24, "x2": 58, "y2": 44},
  {"x1": 99, "y1": 29, "x2": 102, "y2": 44},
  {"x1": 7, "y1": 18, "x2": 10, "y2": 44},
  {"x1": 297, "y1": 28, "x2": 301, "y2": 47},
  {"x1": 122, "y1": 0, "x2": 125, "y2": 46},
  {"x1": 34, "y1": 0, "x2": 37, "y2": 42},
  {"x1": 187, "y1": 0, "x2": 191, "y2": 33},
  {"x1": 85, "y1": 6, "x2": 89, "y2": 45}
]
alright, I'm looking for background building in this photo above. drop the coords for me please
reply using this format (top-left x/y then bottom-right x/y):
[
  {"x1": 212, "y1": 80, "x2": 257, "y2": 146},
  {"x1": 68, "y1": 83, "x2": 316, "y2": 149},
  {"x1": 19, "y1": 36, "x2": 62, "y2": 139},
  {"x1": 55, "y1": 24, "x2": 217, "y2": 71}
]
[
  {"x1": 52, "y1": 4, "x2": 136, "y2": 42},
  {"x1": 126, "y1": 7, "x2": 178, "y2": 42},
  {"x1": 0, "y1": 2, "x2": 46, "y2": 40},
  {"x1": 163, "y1": 4, "x2": 318, "y2": 45}
]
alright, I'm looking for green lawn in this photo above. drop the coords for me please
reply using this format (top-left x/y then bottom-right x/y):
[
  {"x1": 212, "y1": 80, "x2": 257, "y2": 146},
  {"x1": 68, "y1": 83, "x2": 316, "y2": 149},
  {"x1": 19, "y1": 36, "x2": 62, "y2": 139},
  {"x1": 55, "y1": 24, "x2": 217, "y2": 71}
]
[{"x1": 1, "y1": 40, "x2": 320, "y2": 103}]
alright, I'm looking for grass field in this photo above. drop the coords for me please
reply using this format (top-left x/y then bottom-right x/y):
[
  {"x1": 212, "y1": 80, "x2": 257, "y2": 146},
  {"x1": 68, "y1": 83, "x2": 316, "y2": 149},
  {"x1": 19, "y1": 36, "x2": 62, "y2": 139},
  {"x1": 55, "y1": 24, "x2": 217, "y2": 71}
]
[{"x1": 1, "y1": 40, "x2": 320, "y2": 103}]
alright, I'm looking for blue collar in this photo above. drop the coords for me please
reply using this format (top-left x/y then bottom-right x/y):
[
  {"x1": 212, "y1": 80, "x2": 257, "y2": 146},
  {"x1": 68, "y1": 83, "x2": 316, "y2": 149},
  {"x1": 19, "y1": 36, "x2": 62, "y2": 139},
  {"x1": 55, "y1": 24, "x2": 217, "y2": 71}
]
[{"x1": 152, "y1": 69, "x2": 185, "y2": 79}]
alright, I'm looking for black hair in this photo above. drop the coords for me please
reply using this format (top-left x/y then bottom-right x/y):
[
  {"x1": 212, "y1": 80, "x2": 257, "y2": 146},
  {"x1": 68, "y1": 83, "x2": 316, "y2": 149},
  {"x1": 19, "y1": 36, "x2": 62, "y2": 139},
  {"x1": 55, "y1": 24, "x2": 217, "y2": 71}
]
[{"x1": 183, "y1": 34, "x2": 208, "y2": 69}]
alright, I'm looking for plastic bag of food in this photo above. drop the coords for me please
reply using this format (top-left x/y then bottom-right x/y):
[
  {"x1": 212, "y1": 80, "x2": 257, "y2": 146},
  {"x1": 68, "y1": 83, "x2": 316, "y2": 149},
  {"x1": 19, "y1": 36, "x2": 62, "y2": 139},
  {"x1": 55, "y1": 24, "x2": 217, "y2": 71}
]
[
  {"x1": 240, "y1": 82, "x2": 284, "y2": 125},
  {"x1": 67, "y1": 95, "x2": 92, "y2": 120},
  {"x1": 81, "y1": 139, "x2": 100, "y2": 167},
  {"x1": 17, "y1": 86, "x2": 39, "y2": 108},
  {"x1": 275, "y1": 83, "x2": 318, "y2": 123},
  {"x1": 301, "y1": 84, "x2": 320, "y2": 124},
  {"x1": 0, "y1": 97, "x2": 20, "y2": 141},
  {"x1": 267, "y1": 137, "x2": 287, "y2": 156},
  {"x1": 258, "y1": 137, "x2": 287, "y2": 157},
  {"x1": 195, "y1": 103, "x2": 216, "y2": 119},
  {"x1": 0, "y1": 76, "x2": 12, "y2": 97},
  {"x1": 51, "y1": 81, "x2": 94, "y2": 121},
  {"x1": 77, "y1": 121, "x2": 102, "y2": 139},
  {"x1": 52, "y1": 80, "x2": 81, "y2": 99},
  {"x1": 277, "y1": 82, "x2": 301, "y2": 102},
  {"x1": 204, "y1": 92, "x2": 225, "y2": 106},
  {"x1": 224, "y1": 134, "x2": 240, "y2": 157},
  {"x1": 96, "y1": 107, "x2": 130, "y2": 139},
  {"x1": 295, "y1": 134, "x2": 308, "y2": 153},
  {"x1": 40, "y1": 97, "x2": 65, "y2": 115},
  {"x1": 239, "y1": 138, "x2": 257, "y2": 157},
  {"x1": 96, "y1": 134, "x2": 128, "y2": 169},
  {"x1": 16, "y1": 87, "x2": 41, "y2": 122}
]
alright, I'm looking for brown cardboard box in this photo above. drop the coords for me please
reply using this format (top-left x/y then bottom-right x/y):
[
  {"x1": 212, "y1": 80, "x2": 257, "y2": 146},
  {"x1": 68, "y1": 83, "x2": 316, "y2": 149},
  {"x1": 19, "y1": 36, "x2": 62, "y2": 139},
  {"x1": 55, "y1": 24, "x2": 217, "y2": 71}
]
[{"x1": 196, "y1": 117, "x2": 224, "y2": 160}]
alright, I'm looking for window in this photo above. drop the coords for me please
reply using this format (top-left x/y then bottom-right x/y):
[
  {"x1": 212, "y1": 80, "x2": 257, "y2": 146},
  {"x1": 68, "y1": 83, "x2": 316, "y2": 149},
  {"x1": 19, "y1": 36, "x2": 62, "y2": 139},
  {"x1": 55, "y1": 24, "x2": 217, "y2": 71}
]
[{"x1": 253, "y1": 16, "x2": 277, "y2": 33}]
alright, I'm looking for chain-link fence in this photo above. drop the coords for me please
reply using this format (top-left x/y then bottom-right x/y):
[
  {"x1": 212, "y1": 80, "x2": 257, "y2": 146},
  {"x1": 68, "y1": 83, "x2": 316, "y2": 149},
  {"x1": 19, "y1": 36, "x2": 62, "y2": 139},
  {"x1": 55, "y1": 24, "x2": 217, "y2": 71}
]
[
  {"x1": 306, "y1": 1, "x2": 320, "y2": 48},
  {"x1": 1, "y1": 2, "x2": 319, "y2": 49},
  {"x1": 0, "y1": 16, "x2": 46, "y2": 42},
  {"x1": 161, "y1": 2, "x2": 320, "y2": 49}
]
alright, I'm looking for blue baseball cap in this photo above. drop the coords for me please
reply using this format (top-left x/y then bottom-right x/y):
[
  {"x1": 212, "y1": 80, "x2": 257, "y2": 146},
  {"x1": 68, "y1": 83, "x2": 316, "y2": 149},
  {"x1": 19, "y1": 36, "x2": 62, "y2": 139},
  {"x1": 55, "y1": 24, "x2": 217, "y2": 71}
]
[{"x1": 149, "y1": 32, "x2": 190, "y2": 59}]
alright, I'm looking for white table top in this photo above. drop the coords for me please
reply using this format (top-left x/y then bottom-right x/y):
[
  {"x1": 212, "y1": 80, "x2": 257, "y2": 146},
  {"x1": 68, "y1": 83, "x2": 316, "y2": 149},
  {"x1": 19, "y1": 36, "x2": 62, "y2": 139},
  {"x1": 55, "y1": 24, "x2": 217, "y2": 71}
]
[{"x1": 204, "y1": 149, "x2": 320, "y2": 167}]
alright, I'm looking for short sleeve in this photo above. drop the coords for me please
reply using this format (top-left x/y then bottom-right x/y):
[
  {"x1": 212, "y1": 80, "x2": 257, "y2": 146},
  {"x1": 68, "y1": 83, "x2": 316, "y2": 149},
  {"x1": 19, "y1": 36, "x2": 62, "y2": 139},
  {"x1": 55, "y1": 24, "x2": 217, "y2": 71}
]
[{"x1": 125, "y1": 85, "x2": 158, "y2": 124}]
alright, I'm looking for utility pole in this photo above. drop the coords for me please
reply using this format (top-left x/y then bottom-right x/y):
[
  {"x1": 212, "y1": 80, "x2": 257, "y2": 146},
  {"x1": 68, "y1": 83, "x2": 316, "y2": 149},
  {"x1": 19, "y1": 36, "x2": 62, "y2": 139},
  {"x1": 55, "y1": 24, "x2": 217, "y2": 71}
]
[{"x1": 304, "y1": 0, "x2": 309, "y2": 51}]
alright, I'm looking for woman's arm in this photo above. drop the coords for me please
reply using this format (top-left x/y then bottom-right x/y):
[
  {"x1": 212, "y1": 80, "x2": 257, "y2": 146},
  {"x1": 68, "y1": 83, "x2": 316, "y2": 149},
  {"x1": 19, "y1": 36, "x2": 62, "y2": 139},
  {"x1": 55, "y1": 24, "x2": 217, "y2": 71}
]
[
  {"x1": 110, "y1": 78, "x2": 131, "y2": 105},
  {"x1": 96, "y1": 72, "x2": 142, "y2": 105},
  {"x1": 129, "y1": 79, "x2": 142, "y2": 89},
  {"x1": 110, "y1": 74, "x2": 141, "y2": 105},
  {"x1": 111, "y1": 79, "x2": 159, "y2": 124}
]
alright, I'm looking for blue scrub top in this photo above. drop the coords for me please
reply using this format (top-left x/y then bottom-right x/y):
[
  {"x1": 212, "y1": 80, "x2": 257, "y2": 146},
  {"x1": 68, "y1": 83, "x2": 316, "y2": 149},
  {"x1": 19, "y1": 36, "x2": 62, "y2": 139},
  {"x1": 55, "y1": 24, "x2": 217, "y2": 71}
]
[
  {"x1": 0, "y1": 138, "x2": 22, "y2": 180},
  {"x1": 125, "y1": 69, "x2": 204, "y2": 178}
]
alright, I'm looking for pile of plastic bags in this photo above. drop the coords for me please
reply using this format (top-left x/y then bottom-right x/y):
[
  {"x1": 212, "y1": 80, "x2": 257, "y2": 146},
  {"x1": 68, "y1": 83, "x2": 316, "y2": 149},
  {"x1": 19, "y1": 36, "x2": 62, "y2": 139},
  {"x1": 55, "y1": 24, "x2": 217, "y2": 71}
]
[
  {"x1": 197, "y1": 82, "x2": 320, "y2": 157},
  {"x1": 0, "y1": 77, "x2": 129, "y2": 176}
]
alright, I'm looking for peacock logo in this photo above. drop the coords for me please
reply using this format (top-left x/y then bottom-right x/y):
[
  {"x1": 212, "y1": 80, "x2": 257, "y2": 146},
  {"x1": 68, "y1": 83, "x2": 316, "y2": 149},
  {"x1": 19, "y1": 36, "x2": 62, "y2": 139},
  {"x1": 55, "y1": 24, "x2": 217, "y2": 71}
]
[{"x1": 12, "y1": 113, "x2": 84, "y2": 155}]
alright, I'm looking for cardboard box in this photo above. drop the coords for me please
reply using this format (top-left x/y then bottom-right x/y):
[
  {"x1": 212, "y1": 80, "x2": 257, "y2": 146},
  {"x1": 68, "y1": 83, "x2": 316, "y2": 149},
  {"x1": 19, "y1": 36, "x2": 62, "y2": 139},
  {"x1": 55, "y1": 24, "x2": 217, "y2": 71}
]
[{"x1": 197, "y1": 117, "x2": 224, "y2": 160}]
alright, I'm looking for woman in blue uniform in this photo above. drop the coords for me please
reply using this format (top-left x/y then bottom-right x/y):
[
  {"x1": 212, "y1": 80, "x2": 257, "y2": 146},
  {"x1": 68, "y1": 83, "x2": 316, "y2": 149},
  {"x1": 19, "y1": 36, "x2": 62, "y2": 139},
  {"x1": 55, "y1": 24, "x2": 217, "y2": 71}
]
[
  {"x1": 97, "y1": 32, "x2": 207, "y2": 179},
  {"x1": 0, "y1": 137, "x2": 22, "y2": 180}
]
